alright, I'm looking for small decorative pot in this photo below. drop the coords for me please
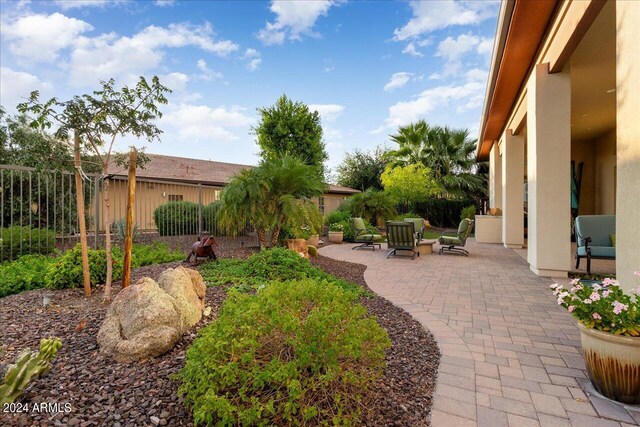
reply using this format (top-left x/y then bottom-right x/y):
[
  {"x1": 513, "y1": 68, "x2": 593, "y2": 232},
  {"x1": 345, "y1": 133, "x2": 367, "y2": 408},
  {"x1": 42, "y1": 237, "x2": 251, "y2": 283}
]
[
  {"x1": 328, "y1": 231, "x2": 344, "y2": 244},
  {"x1": 306, "y1": 234, "x2": 319, "y2": 247},
  {"x1": 578, "y1": 323, "x2": 640, "y2": 404}
]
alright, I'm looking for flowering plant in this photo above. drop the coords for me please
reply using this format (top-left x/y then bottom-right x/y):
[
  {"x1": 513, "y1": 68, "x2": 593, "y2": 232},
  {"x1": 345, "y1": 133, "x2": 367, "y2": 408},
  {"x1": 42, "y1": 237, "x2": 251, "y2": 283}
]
[
  {"x1": 551, "y1": 272, "x2": 640, "y2": 337},
  {"x1": 329, "y1": 223, "x2": 344, "y2": 232}
]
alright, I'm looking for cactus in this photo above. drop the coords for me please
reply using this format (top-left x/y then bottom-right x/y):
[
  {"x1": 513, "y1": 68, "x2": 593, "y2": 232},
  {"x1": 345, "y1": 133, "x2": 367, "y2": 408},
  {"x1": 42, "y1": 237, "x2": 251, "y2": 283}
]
[
  {"x1": 0, "y1": 337, "x2": 62, "y2": 405},
  {"x1": 307, "y1": 245, "x2": 318, "y2": 258}
]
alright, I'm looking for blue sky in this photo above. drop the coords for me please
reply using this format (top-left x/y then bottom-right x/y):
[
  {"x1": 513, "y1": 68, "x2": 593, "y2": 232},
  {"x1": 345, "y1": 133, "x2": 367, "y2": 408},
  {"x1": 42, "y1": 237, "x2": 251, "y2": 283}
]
[{"x1": 0, "y1": 0, "x2": 498, "y2": 176}]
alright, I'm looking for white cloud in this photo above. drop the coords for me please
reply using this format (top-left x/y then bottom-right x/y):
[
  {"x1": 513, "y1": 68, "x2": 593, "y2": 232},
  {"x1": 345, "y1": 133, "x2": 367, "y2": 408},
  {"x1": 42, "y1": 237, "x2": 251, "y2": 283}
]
[
  {"x1": 372, "y1": 81, "x2": 484, "y2": 133},
  {"x1": 0, "y1": 67, "x2": 52, "y2": 109},
  {"x1": 257, "y1": 0, "x2": 337, "y2": 45},
  {"x1": 308, "y1": 104, "x2": 345, "y2": 122},
  {"x1": 402, "y1": 42, "x2": 423, "y2": 57},
  {"x1": 154, "y1": 0, "x2": 175, "y2": 6},
  {"x1": 162, "y1": 103, "x2": 254, "y2": 142},
  {"x1": 242, "y1": 48, "x2": 262, "y2": 71},
  {"x1": 393, "y1": 0, "x2": 496, "y2": 41},
  {"x1": 68, "y1": 21, "x2": 238, "y2": 86},
  {"x1": 1, "y1": 12, "x2": 94, "y2": 63},
  {"x1": 430, "y1": 33, "x2": 493, "y2": 78},
  {"x1": 384, "y1": 72, "x2": 414, "y2": 92},
  {"x1": 196, "y1": 59, "x2": 223, "y2": 81},
  {"x1": 465, "y1": 68, "x2": 488, "y2": 83}
]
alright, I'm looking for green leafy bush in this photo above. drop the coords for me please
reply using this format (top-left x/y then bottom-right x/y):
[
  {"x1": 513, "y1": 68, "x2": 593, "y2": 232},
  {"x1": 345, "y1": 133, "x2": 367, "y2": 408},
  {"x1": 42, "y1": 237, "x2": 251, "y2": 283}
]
[
  {"x1": 200, "y1": 248, "x2": 367, "y2": 297},
  {"x1": 178, "y1": 279, "x2": 390, "y2": 426},
  {"x1": 0, "y1": 226, "x2": 56, "y2": 262},
  {"x1": 0, "y1": 255, "x2": 55, "y2": 298},
  {"x1": 413, "y1": 199, "x2": 475, "y2": 227},
  {"x1": 153, "y1": 201, "x2": 199, "y2": 236},
  {"x1": 45, "y1": 245, "x2": 124, "y2": 289},
  {"x1": 131, "y1": 242, "x2": 184, "y2": 268},
  {"x1": 460, "y1": 205, "x2": 476, "y2": 221},
  {"x1": 202, "y1": 201, "x2": 223, "y2": 236},
  {"x1": 324, "y1": 210, "x2": 350, "y2": 227}
]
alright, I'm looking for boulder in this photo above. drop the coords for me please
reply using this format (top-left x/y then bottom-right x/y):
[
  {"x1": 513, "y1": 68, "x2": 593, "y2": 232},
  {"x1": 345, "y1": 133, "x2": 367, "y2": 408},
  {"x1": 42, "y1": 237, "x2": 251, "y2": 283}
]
[
  {"x1": 157, "y1": 266, "x2": 206, "y2": 330},
  {"x1": 97, "y1": 266, "x2": 206, "y2": 363},
  {"x1": 97, "y1": 278, "x2": 182, "y2": 363}
]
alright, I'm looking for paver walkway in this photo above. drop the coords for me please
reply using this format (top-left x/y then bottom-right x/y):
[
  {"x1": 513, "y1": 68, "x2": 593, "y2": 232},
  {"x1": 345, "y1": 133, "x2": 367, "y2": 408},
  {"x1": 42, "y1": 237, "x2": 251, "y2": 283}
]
[{"x1": 320, "y1": 240, "x2": 639, "y2": 427}]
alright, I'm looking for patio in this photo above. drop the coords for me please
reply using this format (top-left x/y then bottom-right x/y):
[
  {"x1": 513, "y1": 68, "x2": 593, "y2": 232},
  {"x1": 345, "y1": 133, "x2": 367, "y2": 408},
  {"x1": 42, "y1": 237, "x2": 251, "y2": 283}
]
[{"x1": 320, "y1": 240, "x2": 639, "y2": 427}]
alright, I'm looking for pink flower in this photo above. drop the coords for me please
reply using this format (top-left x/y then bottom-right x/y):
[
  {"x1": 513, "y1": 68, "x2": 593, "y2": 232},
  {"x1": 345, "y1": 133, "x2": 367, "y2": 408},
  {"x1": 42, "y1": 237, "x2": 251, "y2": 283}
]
[
  {"x1": 602, "y1": 290, "x2": 610, "y2": 298},
  {"x1": 570, "y1": 278, "x2": 580, "y2": 286},
  {"x1": 568, "y1": 306, "x2": 576, "y2": 312},
  {"x1": 634, "y1": 271, "x2": 640, "y2": 277},
  {"x1": 612, "y1": 301, "x2": 628, "y2": 314},
  {"x1": 602, "y1": 278, "x2": 615, "y2": 287},
  {"x1": 550, "y1": 283, "x2": 559, "y2": 289},
  {"x1": 593, "y1": 313, "x2": 602, "y2": 320},
  {"x1": 583, "y1": 299, "x2": 592, "y2": 304},
  {"x1": 589, "y1": 292, "x2": 601, "y2": 301},
  {"x1": 592, "y1": 284, "x2": 602, "y2": 291}
]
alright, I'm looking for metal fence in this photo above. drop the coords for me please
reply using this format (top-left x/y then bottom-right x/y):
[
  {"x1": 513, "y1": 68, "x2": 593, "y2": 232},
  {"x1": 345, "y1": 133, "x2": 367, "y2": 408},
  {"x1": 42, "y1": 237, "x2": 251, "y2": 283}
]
[{"x1": 0, "y1": 164, "x2": 255, "y2": 261}]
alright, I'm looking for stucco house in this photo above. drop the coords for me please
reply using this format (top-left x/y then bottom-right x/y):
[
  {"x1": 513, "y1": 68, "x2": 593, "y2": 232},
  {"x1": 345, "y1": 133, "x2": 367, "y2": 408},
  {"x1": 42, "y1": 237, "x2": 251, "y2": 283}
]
[
  {"x1": 476, "y1": 0, "x2": 638, "y2": 292},
  {"x1": 104, "y1": 153, "x2": 358, "y2": 231}
]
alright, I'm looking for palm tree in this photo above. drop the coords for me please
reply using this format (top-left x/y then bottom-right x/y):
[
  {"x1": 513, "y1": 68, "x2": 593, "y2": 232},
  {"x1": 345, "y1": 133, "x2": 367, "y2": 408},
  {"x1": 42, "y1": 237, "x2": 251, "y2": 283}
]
[
  {"x1": 345, "y1": 189, "x2": 397, "y2": 227},
  {"x1": 217, "y1": 156, "x2": 326, "y2": 248},
  {"x1": 388, "y1": 122, "x2": 485, "y2": 199}
]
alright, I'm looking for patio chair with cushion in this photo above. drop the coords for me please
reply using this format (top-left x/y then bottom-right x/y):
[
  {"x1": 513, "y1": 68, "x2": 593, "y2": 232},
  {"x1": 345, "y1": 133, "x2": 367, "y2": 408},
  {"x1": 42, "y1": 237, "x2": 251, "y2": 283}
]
[
  {"x1": 351, "y1": 217, "x2": 383, "y2": 251},
  {"x1": 386, "y1": 221, "x2": 419, "y2": 259},
  {"x1": 575, "y1": 215, "x2": 616, "y2": 274},
  {"x1": 438, "y1": 218, "x2": 474, "y2": 256},
  {"x1": 404, "y1": 217, "x2": 426, "y2": 241}
]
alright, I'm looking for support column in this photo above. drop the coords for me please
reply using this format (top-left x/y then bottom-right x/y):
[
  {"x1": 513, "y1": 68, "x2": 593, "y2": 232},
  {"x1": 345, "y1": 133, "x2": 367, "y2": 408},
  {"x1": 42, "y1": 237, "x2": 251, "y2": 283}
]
[
  {"x1": 502, "y1": 130, "x2": 525, "y2": 249},
  {"x1": 526, "y1": 63, "x2": 571, "y2": 277},
  {"x1": 616, "y1": 1, "x2": 640, "y2": 293},
  {"x1": 489, "y1": 142, "x2": 502, "y2": 210}
]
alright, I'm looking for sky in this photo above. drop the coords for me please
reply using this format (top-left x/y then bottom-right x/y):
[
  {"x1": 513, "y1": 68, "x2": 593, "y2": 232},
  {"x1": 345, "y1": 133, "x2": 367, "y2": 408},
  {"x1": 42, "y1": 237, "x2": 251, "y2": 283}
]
[{"x1": 0, "y1": 0, "x2": 499, "y2": 175}]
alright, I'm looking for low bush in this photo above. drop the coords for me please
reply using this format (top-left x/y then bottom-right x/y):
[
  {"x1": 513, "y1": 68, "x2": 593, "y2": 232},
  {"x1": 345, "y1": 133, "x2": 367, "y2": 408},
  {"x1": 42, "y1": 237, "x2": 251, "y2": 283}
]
[
  {"x1": 200, "y1": 247, "x2": 367, "y2": 297},
  {"x1": 202, "y1": 201, "x2": 223, "y2": 236},
  {"x1": 131, "y1": 242, "x2": 184, "y2": 268},
  {"x1": 324, "y1": 210, "x2": 350, "y2": 227},
  {"x1": 460, "y1": 205, "x2": 476, "y2": 221},
  {"x1": 413, "y1": 199, "x2": 475, "y2": 228},
  {"x1": 0, "y1": 226, "x2": 56, "y2": 262},
  {"x1": 153, "y1": 201, "x2": 199, "y2": 236},
  {"x1": 0, "y1": 255, "x2": 54, "y2": 298},
  {"x1": 178, "y1": 279, "x2": 390, "y2": 426}
]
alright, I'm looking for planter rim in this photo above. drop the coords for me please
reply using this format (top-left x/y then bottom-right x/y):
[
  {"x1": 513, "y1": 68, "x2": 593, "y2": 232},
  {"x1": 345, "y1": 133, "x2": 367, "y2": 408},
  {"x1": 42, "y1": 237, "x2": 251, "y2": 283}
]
[
  {"x1": 578, "y1": 323, "x2": 640, "y2": 346},
  {"x1": 328, "y1": 231, "x2": 343, "y2": 234}
]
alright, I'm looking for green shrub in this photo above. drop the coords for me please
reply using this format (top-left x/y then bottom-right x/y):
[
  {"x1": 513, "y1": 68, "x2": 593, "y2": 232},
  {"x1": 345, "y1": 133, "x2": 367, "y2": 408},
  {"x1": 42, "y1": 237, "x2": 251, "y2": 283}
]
[
  {"x1": 0, "y1": 255, "x2": 55, "y2": 298},
  {"x1": 45, "y1": 244, "x2": 124, "y2": 289},
  {"x1": 178, "y1": 279, "x2": 390, "y2": 426},
  {"x1": 325, "y1": 210, "x2": 350, "y2": 227},
  {"x1": 200, "y1": 248, "x2": 367, "y2": 297},
  {"x1": 131, "y1": 242, "x2": 184, "y2": 268},
  {"x1": 153, "y1": 201, "x2": 199, "y2": 236},
  {"x1": 413, "y1": 199, "x2": 475, "y2": 227},
  {"x1": 394, "y1": 212, "x2": 421, "y2": 220},
  {"x1": 0, "y1": 226, "x2": 56, "y2": 262},
  {"x1": 460, "y1": 205, "x2": 476, "y2": 221},
  {"x1": 202, "y1": 201, "x2": 223, "y2": 236}
]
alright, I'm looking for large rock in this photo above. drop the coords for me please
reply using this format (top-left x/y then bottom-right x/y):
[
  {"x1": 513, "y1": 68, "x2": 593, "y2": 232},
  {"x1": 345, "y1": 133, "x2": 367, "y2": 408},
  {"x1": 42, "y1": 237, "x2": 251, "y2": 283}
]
[
  {"x1": 97, "y1": 267, "x2": 206, "y2": 363},
  {"x1": 157, "y1": 266, "x2": 206, "y2": 330},
  {"x1": 97, "y1": 278, "x2": 182, "y2": 363}
]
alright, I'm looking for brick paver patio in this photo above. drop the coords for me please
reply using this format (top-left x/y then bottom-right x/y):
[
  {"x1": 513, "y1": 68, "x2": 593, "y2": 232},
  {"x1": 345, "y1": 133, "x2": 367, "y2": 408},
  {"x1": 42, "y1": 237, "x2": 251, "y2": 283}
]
[{"x1": 319, "y1": 240, "x2": 639, "y2": 427}]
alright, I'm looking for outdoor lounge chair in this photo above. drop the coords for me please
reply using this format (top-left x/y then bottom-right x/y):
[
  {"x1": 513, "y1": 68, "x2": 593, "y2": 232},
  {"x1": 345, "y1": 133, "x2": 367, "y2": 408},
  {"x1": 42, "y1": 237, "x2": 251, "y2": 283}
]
[
  {"x1": 404, "y1": 217, "x2": 426, "y2": 241},
  {"x1": 386, "y1": 221, "x2": 419, "y2": 259},
  {"x1": 575, "y1": 215, "x2": 616, "y2": 274},
  {"x1": 438, "y1": 218, "x2": 474, "y2": 256},
  {"x1": 351, "y1": 217, "x2": 382, "y2": 250}
]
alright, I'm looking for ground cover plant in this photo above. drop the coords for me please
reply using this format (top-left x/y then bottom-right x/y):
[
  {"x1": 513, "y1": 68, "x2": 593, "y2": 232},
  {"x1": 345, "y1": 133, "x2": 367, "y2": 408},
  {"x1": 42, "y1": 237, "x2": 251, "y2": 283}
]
[
  {"x1": 0, "y1": 242, "x2": 184, "y2": 297},
  {"x1": 199, "y1": 247, "x2": 367, "y2": 298},
  {"x1": 178, "y1": 278, "x2": 390, "y2": 426}
]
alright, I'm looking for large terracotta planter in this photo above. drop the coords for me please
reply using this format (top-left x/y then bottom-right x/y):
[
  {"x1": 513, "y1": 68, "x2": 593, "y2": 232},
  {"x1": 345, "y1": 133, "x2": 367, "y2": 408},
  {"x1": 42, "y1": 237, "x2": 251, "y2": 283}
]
[
  {"x1": 578, "y1": 323, "x2": 640, "y2": 404},
  {"x1": 306, "y1": 235, "x2": 319, "y2": 247},
  {"x1": 328, "y1": 231, "x2": 343, "y2": 244},
  {"x1": 284, "y1": 238, "x2": 309, "y2": 258}
]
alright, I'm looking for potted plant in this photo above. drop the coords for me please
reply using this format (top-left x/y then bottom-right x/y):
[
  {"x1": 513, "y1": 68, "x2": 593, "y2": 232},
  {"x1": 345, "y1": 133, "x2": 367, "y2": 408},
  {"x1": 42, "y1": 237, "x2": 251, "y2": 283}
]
[
  {"x1": 328, "y1": 223, "x2": 344, "y2": 244},
  {"x1": 551, "y1": 272, "x2": 640, "y2": 404}
]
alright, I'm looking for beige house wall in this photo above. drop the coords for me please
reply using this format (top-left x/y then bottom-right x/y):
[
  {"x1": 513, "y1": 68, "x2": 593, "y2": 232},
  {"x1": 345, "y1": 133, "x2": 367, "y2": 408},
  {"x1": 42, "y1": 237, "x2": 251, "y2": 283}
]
[
  {"x1": 594, "y1": 129, "x2": 616, "y2": 215},
  {"x1": 570, "y1": 140, "x2": 596, "y2": 215}
]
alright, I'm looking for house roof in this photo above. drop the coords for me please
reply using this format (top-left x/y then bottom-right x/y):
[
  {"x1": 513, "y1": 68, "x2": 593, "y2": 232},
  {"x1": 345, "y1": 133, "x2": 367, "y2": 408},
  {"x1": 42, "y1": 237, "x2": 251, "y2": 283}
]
[{"x1": 110, "y1": 153, "x2": 359, "y2": 195}]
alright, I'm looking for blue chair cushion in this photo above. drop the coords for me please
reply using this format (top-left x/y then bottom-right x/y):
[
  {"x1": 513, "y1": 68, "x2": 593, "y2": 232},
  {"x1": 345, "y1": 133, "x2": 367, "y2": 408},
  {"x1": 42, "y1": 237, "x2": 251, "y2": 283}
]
[
  {"x1": 577, "y1": 246, "x2": 616, "y2": 258},
  {"x1": 575, "y1": 215, "x2": 615, "y2": 247}
]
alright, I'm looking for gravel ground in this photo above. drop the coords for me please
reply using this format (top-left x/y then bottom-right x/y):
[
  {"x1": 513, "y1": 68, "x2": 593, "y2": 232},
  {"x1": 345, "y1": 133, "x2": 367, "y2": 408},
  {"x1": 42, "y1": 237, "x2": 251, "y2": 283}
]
[{"x1": 1, "y1": 253, "x2": 439, "y2": 427}]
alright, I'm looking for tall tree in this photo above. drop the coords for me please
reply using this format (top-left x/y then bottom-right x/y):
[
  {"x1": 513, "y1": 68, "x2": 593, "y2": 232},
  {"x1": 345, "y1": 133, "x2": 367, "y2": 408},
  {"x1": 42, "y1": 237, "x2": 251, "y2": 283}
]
[
  {"x1": 388, "y1": 121, "x2": 485, "y2": 199},
  {"x1": 336, "y1": 147, "x2": 388, "y2": 191},
  {"x1": 217, "y1": 156, "x2": 326, "y2": 249},
  {"x1": 253, "y1": 95, "x2": 328, "y2": 177},
  {"x1": 18, "y1": 76, "x2": 170, "y2": 301},
  {"x1": 381, "y1": 164, "x2": 440, "y2": 210}
]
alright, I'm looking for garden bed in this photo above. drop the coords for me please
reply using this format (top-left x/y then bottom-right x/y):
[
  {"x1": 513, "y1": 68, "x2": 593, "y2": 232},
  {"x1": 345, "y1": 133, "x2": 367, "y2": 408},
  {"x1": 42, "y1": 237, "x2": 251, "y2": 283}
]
[{"x1": 1, "y1": 255, "x2": 439, "y2": 426}]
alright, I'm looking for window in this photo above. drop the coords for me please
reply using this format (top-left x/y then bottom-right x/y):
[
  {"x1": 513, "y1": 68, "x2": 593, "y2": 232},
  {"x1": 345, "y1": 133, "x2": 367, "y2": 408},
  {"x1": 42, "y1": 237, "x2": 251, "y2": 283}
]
[
  {"x1": 168, "y1": 194, "x2": 183, "y2": 202},
  {"x1": 318, "y1": 196, "x2": 325, "y2": 214}
]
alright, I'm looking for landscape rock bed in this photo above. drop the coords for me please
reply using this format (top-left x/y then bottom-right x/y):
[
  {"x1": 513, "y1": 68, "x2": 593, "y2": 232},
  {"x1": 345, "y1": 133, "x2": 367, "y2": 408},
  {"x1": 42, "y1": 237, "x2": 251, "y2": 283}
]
[{"x1": 1, "y1": 255, "x2": 440, "y2": 426}]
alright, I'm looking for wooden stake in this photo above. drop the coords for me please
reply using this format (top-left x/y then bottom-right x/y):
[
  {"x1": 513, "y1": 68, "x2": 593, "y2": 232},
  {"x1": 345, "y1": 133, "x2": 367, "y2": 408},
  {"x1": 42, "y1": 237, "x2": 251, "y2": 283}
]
[
  {"x1": 74, "y1": 131, "x2": 92, "y2": 297},
  {"x1": 122, "y1": 149, "x2": 137, "y2": 288}
]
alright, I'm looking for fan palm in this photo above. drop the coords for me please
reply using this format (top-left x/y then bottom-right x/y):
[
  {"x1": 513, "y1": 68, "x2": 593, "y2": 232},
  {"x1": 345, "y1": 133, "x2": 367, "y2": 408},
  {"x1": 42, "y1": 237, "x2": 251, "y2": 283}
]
[
  {"x1": 217, "y1": 156, "x2": 326, "y2": 248},
  {"x1": 345, "y1": 189, "x2": 397, "y2": 227}
]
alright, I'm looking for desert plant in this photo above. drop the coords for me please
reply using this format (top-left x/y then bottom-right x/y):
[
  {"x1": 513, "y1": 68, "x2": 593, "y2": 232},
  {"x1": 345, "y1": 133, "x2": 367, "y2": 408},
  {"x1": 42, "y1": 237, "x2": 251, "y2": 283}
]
[
  {"x1": 0, "y1": 337, "x2": 62, "y2": 404},
  {"x1": 307, "y1": 245, "x2": 318, "y2": 257},
  {"x1": 112, "y1": 218, "x2": 139, "y2": 242},
  {"x1": 0, "y1": 226, "x2": 56, "y2": 262},
  {"x1": 178, "y1": 279, "x2": 389, "y2": 426}
]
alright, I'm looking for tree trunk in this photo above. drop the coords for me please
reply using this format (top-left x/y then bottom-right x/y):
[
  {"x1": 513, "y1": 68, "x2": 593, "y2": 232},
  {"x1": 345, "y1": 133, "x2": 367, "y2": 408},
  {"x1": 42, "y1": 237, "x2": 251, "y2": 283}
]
[
  {"x1": 102, "y1": 174, "x2": 113, "y2": 302},
  {"x1": 270, "y1": 222, "x2": 283, "y2": 248},
  {"x1": 73, "y1": 132, "x2": 91, "y2": 297},
  {"x1": 256, "y1": 228, "x2": 267, "y2": 249},
  {"x1": 122, "y1": 149, "x2": 137, "y2": 288}
]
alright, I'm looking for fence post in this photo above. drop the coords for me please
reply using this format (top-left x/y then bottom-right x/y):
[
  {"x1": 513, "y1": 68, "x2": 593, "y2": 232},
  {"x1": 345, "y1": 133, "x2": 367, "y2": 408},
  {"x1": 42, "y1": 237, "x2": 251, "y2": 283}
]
[
  {"x1": 198, "y1": 183, "x2": 203, "y2": 236},
  {"x1": 94, "y1": 175, "x2": 100, "y2": 249}
]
